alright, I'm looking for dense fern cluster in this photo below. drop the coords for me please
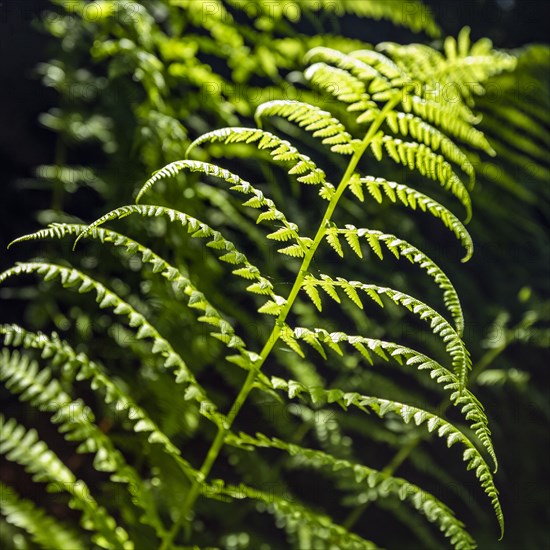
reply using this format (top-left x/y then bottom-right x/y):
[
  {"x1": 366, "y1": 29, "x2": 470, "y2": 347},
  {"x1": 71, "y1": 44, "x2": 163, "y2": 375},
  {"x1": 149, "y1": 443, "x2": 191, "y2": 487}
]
[
  {"x1": 0, "y1": 23, "x2": 523, "y2": 548},
  {"x1": 36, "y1": 0, "x2": 439, "y2": 211}
]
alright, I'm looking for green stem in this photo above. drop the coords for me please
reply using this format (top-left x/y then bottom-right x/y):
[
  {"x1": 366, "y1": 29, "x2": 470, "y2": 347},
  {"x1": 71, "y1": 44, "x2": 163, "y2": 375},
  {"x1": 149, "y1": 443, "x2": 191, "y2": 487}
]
[{"x1": 163, "y1": 95, "x2": 401, "y2": 547}]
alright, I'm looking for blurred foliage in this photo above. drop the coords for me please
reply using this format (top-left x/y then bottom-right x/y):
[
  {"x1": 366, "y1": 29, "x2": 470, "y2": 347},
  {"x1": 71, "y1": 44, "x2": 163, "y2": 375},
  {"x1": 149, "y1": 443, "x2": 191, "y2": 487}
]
[{"x1": 0, "y1": 1, "x2": 549, "y2": 549}]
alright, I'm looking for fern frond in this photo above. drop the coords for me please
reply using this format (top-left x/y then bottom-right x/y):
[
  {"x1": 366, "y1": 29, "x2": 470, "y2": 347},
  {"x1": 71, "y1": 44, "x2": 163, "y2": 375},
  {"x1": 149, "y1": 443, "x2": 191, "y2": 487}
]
[
  {"x1": 135, "y1": 159, "x2": 244, "y2": 203},
  {"x1": 288, "y1": 327, "x2": 496, "y2": 469},
  {"x1": 270, "y1": 377, "x2": 503, "y2": 537},
  {"x1": 255, "y1": 100, "x2": 359, "y2": 154},
  {"x1": 228, "y1": 433, "x2": 476, "y2": 550},
  {"x1": 72, "y1": 204, "x2": 275, "y2": 295},
  {"x1": 10, "y1": 223, "x2": 254, "y2": 355},
  {"x1": 305, "y1": 47, "x2": 391, "y2": 92},
  {"x1": 0, "y1": 262, "x2": 218, "y2": 420},
  {"x1": 0, "y1": 414, "x2": 133, "y2": 549},
  {"x1": 327, "y1": 225, "x2": 464, "y2": 334},
  {"x1": 0, "y1": 324, "x2": 198, "y2": 481},
  {"x1": 301, "y1": 0, "x2": 441, "y2": 38},
  {"x1": 203, "y1": 478, "x2": 380, "y2": 549},
  {"x1": 137, "y1": 160, "x2": 290, "y2": 229},
  {"x1": 0, "y1": 482, "x2": 86, "y2": 550},
  {"x1": 357, "y1": 175, "x2": 473, "y2": 261},
  {"x1": 0, "y1": 348, "x2": 166, "y2": 538},
  {"x1": 135, "y1": 160, "x2": 309, "y2": 256},
  {"x1": 369, "y1": 134, "x2": 472, "y2": 220},
  {"x1": 384, "y1": 111, "x2": 475, "y2": 186},
  {"x1": 186, "y1": 127, "x2": 330, "y2": 190},
  {"x1": 1, "y1": 31, "x2": 508, "y2": 546},
  {"x1": 303, "y1": 275, "x2": 472, "y2": 385}
]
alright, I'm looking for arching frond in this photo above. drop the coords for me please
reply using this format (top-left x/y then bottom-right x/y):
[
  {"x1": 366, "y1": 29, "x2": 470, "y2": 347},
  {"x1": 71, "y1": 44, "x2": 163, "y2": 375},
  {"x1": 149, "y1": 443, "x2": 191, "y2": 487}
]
[
  {"x1": 269, "y1": 377, "x2": 503, "y2": 538},
  {"x1": 135, "y1": 160, "x2": 310, "y2": 257},
  {"x1": 0, "y1": 348, "x2": 166, "y2": 538},
  {"x1": 72, "y1": 206, "x2": 303, "y2": 326},
  {"x1": 203, "y1": 478, "x2": 380, "y2": 549},
  {"x1": 137, "y1": 161, "x2": 296, "y2": 232},
  {"x1": 255, "y1": 100, "x2": 359, "y2": 154},
  {"x1": 0, "y1": 414, "x2": 134, "y2": 549},
  {"x1": 356, "y1": 175, "x2": 473, "y2": 261},
  {"x1": 287, "y1": 327, "x2": 496, "y2": 469},
  {"x1": 0, "y1": 482, "x2": 86, "y2": 550},
  {"x1": 186, "y1": 127, "x2": 330, "y2": 189},
  {"x1": 227, "y1": 432, "x2": 476, "y2": 550},
  {"x1": 325, "y1": 225, "x2": 464, "y2": 334},
  {"x1": 349, "y1": 49, "x2": 408, "y2": 81},
  {"x1": 301, "y1": 275, "x2": 472, "y2": 385},
  {"x1": 72, "y1": 204, "x2": 276, "y2": 294}
]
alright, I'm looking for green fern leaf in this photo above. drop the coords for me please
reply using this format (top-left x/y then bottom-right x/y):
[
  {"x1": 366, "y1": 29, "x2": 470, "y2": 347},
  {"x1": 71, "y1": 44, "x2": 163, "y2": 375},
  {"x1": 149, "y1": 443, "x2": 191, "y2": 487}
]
[
  {"x1": 255, "y1": 100, "x2": 359, "y2": 154},
  {"x1": 204, "y1": 478, "x2": 380, "y2": 549},
  {"x1": 228, "y1": 433, "x2": 476, "y2": 550},
  {"x1": 359, "y1": 176, "x2": 473, "y2": 261},
  {"x1": 0, "y1": 349, "x2": 167, "y2": 537},
  {"x1": 186, "y1": 127, "x2": 330, "y2": 190},
  {"x1": 303, "y1": 275, "x2": 472, "y2": 385},
  {"x1": 336, "y1": 227, "x2": 464, "y2": 334},
  {"x1": 290, "y1": 327, "x2": 496, "y2": 469},
  {"x1": 0, "y1": 414, "x2": 134, "y2": 549},
  {"x1": 270, "y1": 377, "x2": 503, "y2": 537},
  {"x1": 0, "y1": 482, "x2": 86, "y2": 550}
]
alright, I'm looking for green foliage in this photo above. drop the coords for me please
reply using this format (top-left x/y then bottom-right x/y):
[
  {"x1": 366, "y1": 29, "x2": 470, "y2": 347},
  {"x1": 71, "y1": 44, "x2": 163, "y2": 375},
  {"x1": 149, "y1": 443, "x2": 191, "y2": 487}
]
[
  {"x1": 35, "y1": 0, "x2": 439, "y2": 211},
  {"x1": 0, "y1": 482, "x2": 85, "y2": 550},
  {"x1": 0, "y1": 411, "x2": 133, "y2": 549},
  {"x1": 1, "y1": 28, "x2": 524, "y2": 547}
]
